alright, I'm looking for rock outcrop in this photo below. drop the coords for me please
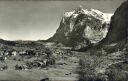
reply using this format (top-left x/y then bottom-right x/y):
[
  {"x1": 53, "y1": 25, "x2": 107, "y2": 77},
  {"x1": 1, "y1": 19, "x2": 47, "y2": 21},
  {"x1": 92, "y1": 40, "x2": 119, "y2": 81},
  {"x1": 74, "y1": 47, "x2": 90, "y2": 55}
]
[
  {"x1": 48, "y1": 6, "x2": 112, "y2": 49},
  {"x1": 101, "y1": 0, "x2": 128, "y2": 44}
]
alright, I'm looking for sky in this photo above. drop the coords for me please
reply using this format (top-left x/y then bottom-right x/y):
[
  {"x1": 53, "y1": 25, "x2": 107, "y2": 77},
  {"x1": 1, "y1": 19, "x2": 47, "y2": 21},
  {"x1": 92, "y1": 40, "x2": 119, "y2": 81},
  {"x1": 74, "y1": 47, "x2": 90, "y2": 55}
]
[{"x1": 0, "y1": 0, "x2": 125, "y2": 40}]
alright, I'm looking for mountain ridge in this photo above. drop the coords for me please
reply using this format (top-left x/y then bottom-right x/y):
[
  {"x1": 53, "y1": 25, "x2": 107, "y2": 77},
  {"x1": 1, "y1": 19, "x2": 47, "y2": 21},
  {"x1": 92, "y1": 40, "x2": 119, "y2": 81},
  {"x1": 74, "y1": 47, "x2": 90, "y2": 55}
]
[{"x1": 48, "y1": 6, "x2": 113, "y2": 49}]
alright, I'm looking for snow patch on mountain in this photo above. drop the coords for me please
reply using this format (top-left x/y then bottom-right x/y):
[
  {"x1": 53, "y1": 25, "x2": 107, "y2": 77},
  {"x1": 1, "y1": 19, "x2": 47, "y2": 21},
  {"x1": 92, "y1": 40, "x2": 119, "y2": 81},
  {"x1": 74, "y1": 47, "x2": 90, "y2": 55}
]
[{"x1": 103, "y1": 13, "x2": 113, "y2": 22}]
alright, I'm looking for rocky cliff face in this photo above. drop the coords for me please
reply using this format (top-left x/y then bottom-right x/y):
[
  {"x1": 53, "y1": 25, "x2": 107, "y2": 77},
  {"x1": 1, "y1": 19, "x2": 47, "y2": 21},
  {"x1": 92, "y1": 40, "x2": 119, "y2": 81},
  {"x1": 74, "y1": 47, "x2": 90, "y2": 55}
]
[
  {"x1": 102, "y1": 0, "x2": 128, "y2": 44},
  {"x1": 48, "y1": 6, "x2": 112, "y2": 49}
]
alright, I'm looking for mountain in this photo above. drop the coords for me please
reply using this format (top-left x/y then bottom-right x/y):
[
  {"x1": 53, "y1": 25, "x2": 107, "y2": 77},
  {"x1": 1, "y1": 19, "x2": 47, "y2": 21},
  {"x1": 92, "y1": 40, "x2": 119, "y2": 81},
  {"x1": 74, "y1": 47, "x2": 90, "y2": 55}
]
[
  {"x1": 101, "y1": 0, "x2": 128, "y2": 44},
  {"x1": 48, "y1": 6, "x2": 113, "y2": 49}
]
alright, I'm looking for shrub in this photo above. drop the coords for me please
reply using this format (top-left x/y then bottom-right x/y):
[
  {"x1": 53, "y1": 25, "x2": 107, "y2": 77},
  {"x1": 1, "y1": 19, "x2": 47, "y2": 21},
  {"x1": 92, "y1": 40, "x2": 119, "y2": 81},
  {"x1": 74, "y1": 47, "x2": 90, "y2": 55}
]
[
  {"x1": 79, "y1": 55, "x2": 108, "y2": 81},
  {"x1": 106, "y1": 62, "x2": 128, "y2": 81}
]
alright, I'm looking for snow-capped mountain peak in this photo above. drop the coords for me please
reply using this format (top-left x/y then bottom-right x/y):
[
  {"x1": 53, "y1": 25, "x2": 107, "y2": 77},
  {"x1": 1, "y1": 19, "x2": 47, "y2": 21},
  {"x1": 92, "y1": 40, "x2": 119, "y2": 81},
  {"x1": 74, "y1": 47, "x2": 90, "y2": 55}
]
[
  {"x1": 48, "y1": 7, "x2": 113, "y2": 49},
  {"x1": 63, "y1": 7, "x2": 113, "y2": 23}
]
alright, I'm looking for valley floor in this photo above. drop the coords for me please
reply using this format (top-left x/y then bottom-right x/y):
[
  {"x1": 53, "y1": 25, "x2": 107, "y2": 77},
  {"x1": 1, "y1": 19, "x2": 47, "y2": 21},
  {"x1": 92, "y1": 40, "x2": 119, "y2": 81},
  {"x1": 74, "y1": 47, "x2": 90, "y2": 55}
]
[{"x1": 0, "y1": 42, "x2": 127, "y2": 81}]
